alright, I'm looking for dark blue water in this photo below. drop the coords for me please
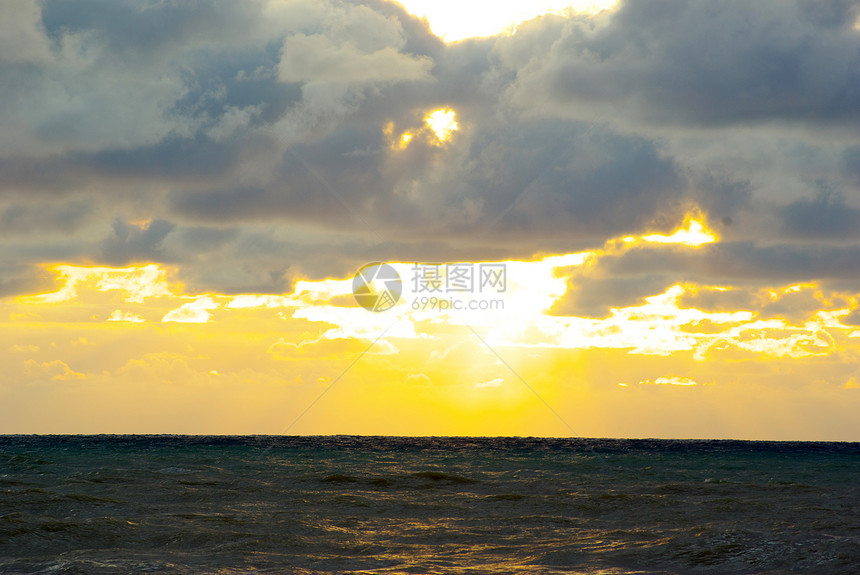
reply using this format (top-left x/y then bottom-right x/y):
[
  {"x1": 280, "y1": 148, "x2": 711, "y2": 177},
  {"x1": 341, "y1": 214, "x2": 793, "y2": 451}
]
[{"x1": 1, "y1": 436, "x2": 858, "y2": 574}]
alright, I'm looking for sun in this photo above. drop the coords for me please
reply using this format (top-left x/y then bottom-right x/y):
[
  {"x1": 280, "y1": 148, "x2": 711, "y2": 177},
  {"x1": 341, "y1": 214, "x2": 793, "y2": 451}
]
[{"x1": 425, "y1": 109, "x2": 458, "y2": 141}]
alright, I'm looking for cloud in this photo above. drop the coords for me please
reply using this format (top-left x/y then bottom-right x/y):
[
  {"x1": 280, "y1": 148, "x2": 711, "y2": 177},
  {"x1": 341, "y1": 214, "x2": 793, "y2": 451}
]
[
  {"x1": 169, "y1": 187, "x2": 268, "y2": 223},
  {"x1": 780, "y1": 188, "x2": 860, "y2": 240},
  {"x1": 553, "y1": 274, "x2": 676, "y2": 318},
  {"x1": 0, "y1": 3, "x2": 51, "y2": 64},
  {"x1": 0, "y1": 0, "x2": 858, "y2": 301},
  {"x1": 8, "y1": 344, "x2": 40, "y2": 353},
  {"x1": 21, "y1": 264, "x2": 172, "y2": 304},
  {"x1": 0, "y1": 199, "x2": 95, "y2": 236},
  {"x1": 101, "y1": 219, "x2": 176, "y2": 266},
  {"x1": 24, "y1": 359, "x2": 86, "y2": 381},
  {"x1": 596, "y1": 242, "x2": 860, "y2": 287},
  {"x1": 3, "y1": 251, "x2": 860, "y2": 436},
  {"x1": 405, "y1": 372, "x2": 432, "y2": 387},
  {"x1": 162, "y1": 296, "x2": 218, "y2": 323},
  {"x1": 505, "y1": 0, "x2": 860, "y2": 128},
  {"x1": 267, "y1": 332, "x2": 398, "y2": 360},
  {"x1": 475, "y1": 378, "x2": 503, "y2": 388},
  {"x1": 278, "y1": 34, "x2": 433, "y2": 84},
  {"x1": 108, "y1": 310, "x2": 145, "y2": 323},
  {"x1": 639, "y1": 376, "x2": 698, "y2": 386},
  {"x1": 840, "y1": 309, "x2": 860, "y2": 327}
]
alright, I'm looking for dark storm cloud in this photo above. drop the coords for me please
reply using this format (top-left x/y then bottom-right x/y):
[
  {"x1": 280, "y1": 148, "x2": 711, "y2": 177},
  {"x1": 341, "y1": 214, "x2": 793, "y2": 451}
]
[
  {"x1": 552, "y1": 270, "x2": 853, "y2": 323},
  {"x1": 170, "y1": 186, "x2": 269, "y2": 222},
  {"x1": 458, "y1": 120, "x2": 684, "y2": 238},
  {"x1": 508, "y1": 0, "x2": 860, "y2": 127},
  {"x1": 600, "y1": 243, "x2": 860, "y2": 284},
  {"x1": 0, "y1": 199, "x2": 94, "y2": 235},
  {"x1": 842, "y1": 309, "x2": 860, "y2": 326},
  {"x1": 172, "y1": 227, "x2": 238, "y2": 253},
  {"x1": 686, "y1": 285, "x2": 852, "y2": 323},
  {"x1": 678, "y1": 287, "x2": 763, "y2": 314},
  {"x1": 780, "y1": 187, "x2": 860, "y2": 240},
  {"x1": 40, "y1": 0, "x2": 258, "y2": 56},
  {"x1": 166, "y1": 116, "x2": 685, "y2": 246},
  {"x1": 552, "y1": 240, "x2": 860, "y2": 319},
  {"x1": 1, "y1": 0, "x2": 860, "y2": 296},
  {"x1": 551, "y1": 274, "x2": 677, "y2": 318},
  {"x1": 81, "y1": 137, "x2": 250, "y2": 181},
  {"x1": 101, "y1": 219, "x2": 176, "y2": 266},
  {"x1": 0, "y1": 264, "x2": 57, "y2": 298},
  {"x1": 843, "y1": 146, "x2": 860, "y2": 186}
]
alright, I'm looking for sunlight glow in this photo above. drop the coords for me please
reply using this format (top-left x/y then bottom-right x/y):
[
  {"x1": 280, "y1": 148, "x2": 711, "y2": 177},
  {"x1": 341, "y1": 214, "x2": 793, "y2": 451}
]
[
  {"x1": 10, "y1": 214, "x2": 826, "y2": 364},
  {"x1": 641, "y1": 376, "x2": 698, "y2": 386},
  {"x1": 397, "y1": 0, "x2": 619, "y2": 42},
  {"x1": 214, "y1": 217, "x2": 844, "y2": 361},
  {"x1": 162, "y1": 296, "x2": 218, "y2": 323},
  {"x1": 6, "y1": 211, "x2": 860, "y2": 436},
  {"x1": 22, "y1": 264, "x2": 171, "y2": 304},
  {"x1": 642, "y1": 219, "x2": 717, "y2": 247},
  {"x1": 425, "y1": 109, "x2": 458, "y2": 141},
  {"x1": 13, "y1": 215, "x2": 834, "y2": 365},
  {"x1": 108, "y1": 310, "x2": 145, "y2": 323}
]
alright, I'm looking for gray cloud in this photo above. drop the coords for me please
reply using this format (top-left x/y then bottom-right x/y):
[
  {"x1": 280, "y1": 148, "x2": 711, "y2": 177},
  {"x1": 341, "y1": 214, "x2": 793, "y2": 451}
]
[
  {"x1": 101, "y1": 219, "x2": 176, "y2": 266},
  {"x1": 780, "y1": 186, "x2": 860, "y2": 240},
  {"x1": 552, "y1": 239, "x2": 860, "y2": 320},
  {"x1": 843, "y1": 146, "x2": 860, "y2": 187},
  {"x1": 551, "y1": 274, "x2": 677, "y2": 318},
  {"x1": 841, "y1": 309, "x2": 860, "y2": 326},
  {"x1": 506, "y1": 0, "x2": 860, "y2": 128},
  {"x1": 0, "y1": 199, "x2": 94, "y2": 236},
  {"x1": 600, "y1": 243, "x2": 860, "y2": 285},
  {"x1": 1, "y1": 0, "x2": 859, "y2": 297},
  {"x1": 0, "y1": 264, "x2": 57, "y2": 298}
]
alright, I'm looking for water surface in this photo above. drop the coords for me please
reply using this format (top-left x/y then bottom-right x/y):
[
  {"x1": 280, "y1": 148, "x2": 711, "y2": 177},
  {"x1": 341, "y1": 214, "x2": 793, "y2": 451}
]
[{"x1": 1, "y1": 436, "x2": 858, "y2": 574}]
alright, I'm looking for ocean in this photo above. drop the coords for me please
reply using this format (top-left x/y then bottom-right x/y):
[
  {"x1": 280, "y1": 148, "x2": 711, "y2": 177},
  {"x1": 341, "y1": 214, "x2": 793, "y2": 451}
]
[{"x1": 0, "y1": 436, "x2": 858, "y2": 574}]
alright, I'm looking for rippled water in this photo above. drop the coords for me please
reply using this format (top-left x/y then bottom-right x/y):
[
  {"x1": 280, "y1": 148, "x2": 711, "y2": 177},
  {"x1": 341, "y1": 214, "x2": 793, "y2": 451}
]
[{"x1": 1, "y1": 436, "x2": 858, "y2": 574}]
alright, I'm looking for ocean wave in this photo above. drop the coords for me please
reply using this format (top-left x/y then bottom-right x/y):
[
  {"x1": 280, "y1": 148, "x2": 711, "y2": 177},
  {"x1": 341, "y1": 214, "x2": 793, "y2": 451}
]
[{"x1": 0, "y1": 436, "x2": 857, "y2": 574}]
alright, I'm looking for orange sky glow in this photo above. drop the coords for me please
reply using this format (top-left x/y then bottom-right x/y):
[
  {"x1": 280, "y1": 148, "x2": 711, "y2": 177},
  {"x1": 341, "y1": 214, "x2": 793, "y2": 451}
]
[
  {"x1": 2, "y1": 1, "x2": 860, "y2": 439},
  {"x1": 3, "y1": 213, "x2": 859, "y2": 439}
]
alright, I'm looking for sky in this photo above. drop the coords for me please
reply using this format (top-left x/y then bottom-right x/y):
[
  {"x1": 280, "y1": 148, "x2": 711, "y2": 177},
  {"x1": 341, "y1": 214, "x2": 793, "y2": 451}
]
[{"x1": 1, "y1": 0, "x2": 860, "y2": 439}]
